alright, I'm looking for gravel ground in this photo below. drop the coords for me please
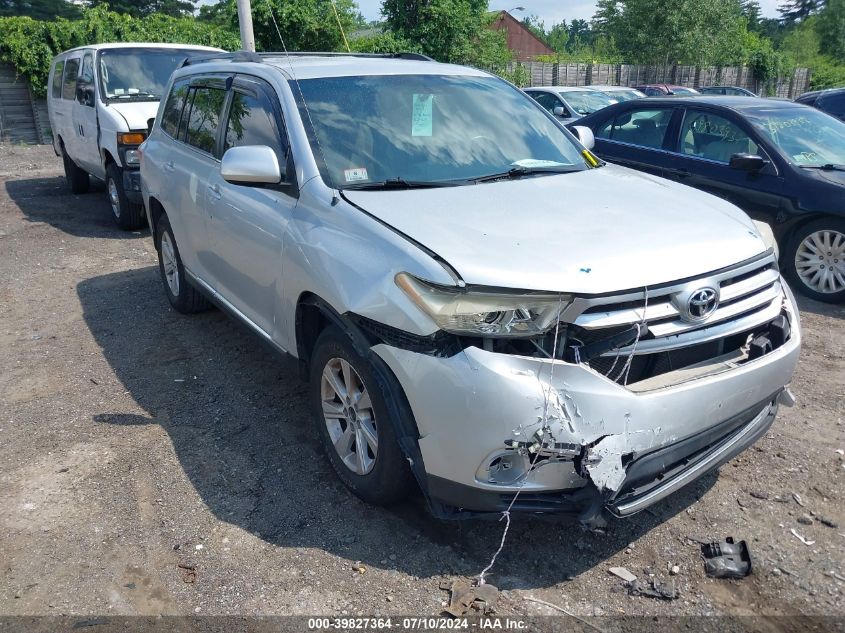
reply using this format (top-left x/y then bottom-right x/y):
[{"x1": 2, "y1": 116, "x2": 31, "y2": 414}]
[{"x1": 0, "y1": 144, "x2": 843, "y2": 623}]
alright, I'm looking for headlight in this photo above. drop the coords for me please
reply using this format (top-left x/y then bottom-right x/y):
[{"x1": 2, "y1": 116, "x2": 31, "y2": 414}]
[
  {"x1": 124, "y1": 149, "x2": 140, "y2": 165},
  {"x1": 396, "y1": 273, "x2": 571, "y2": 338}
]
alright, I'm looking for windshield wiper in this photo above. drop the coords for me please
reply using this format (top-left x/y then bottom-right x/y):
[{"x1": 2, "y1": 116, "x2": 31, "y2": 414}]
[
  {"x1": 109, "y1": 92, "x2": 159, "y2": 100},
  {"x1": 473, "y1": 165, "x2": 579, "y2": 183},
  {"x1": 801, "y1": 163, "x2": 845, "y2": 171},
  {"x1": 342, "y1": 177, "x2": 462, "y2": 190}
]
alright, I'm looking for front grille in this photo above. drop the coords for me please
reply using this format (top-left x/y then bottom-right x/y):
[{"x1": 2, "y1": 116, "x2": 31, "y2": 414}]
[{"x1": 561, "y1": 253, "x2": 788, "y2": 386}]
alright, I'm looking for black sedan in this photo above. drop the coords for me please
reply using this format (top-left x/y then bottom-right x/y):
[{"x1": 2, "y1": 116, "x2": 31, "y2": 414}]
[
  {"x1": 795, "y1": 87, "x2": 845, "y2": 122},
  {"x1": 571, "y1": 96, "x2": 845, "y2": 303}
]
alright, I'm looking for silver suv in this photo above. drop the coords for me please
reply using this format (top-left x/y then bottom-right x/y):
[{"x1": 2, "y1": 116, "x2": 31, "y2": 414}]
[{"x1": 140, "y1": 52, "x2": 801, "y2": 528}]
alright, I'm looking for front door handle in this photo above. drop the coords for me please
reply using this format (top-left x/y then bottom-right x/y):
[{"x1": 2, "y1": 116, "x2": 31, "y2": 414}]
[
  {"x1": 207, "y1": 183, "x2": 222, "y2": 200},
  {"x1": 163, "y1": 161, "x2": 175, "y2": 173}
]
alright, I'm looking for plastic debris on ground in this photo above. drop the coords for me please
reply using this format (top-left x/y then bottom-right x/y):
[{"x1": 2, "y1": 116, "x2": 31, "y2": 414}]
[{"x1": 701, "y1": 537, "x2": 753, "y2": 579}]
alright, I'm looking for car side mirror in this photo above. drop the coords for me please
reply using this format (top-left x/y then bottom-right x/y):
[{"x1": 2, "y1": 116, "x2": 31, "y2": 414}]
[
  {"x1": 221, "y1": 145, "x2": 283, "y2": 185},
  {"x1": 76, "y1": 84, "x2": 94, "y2": 106},
  {"x1": 729, "y1": 153, "x2": 767, "y2": 171},
  {"x1": 571, "y1": 125, "x2": 595, "y2": 150},
  {"x1": 553, "y1": 106, "x2": 566, "y2": 117}
]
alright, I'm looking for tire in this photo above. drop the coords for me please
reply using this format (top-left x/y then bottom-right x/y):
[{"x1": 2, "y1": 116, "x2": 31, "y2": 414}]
[
  {"x1": 61, "y1": 145, "x2": 90, "y2": 194},
  {"x1": 783, "y1": 217, "x2": 845, "y2": 304},
  {"x1": 106, "y1": 163, "x2": 145, "y2": 231},
  {"x1": 310, "y1": 326, "x2": 415, "y2": 506},
  {"x1": 155, "y1": 214, "x2": 211, "y2": 314}
]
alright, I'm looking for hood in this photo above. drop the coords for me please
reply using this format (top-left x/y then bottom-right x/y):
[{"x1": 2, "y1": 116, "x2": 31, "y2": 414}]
[
  {"x1": 343, "y1": 165, "x2": 767, "y2": 294},
  {"x1": 807, "y1": 166, "x2": 845, "y2": 188},
  {"x1": 107, "y1": 101, "x2": 160, "y2": 131}
]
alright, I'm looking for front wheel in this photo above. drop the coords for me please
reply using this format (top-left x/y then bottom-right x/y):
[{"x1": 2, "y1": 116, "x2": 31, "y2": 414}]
[
  {"x1": 310, "y1": 327, "x2": 415, "y2": 506},
  {"x1": 106, "y1": 163, "x2": 145, "y2": 231},
  {"x1": 784, "y1": 218, "x2": 845, "y2": 303}
]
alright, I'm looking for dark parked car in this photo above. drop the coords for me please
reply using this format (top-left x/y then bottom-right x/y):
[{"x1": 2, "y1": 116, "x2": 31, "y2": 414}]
[
  {"x1": 795, "y1": 87, "x2": 845, "y2": 121},
  {"x1": 699, "y1": 86, "x2": 757, "y2": 97},
  {"x1": 634, "y1": 83, "x2": 700, "y2": 96},
  {"x1": 571, "y1": 96, "x2": 845, "y2": 302}
]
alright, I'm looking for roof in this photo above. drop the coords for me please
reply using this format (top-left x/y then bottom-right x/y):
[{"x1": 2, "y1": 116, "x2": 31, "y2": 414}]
[
  {"x1": 613, "y1": 95, "x2": 809, "y2": 112},
  {"x1": 798, "y1": 87, "x2": 845, "y2": 98},
  {"x1": 525, "y1": 86, "x2": 605, "y2": 93},
  {"x1": 60, "y1": 42, "x2": 223, "y2": 55},
  {"x1": 183, "y1": 53, "x2": 490, "y2": 80},
  {"x1": 589, "y1": 85, "x2": 643, "y2": 91}
]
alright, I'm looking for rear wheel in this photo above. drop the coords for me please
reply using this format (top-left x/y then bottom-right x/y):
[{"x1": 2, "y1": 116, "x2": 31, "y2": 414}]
[
  {"x1": 155, "y1": 214, "x2": 211, "y2": 314},
  {"x1": 106, "y1": 163, "x2": 145, "y2": 231},
  {"x1": 61, "y1": 145, "x2": 90, "y2": 194},
  {"x1": 310, "y1": 326, "x2": 415, "y2": 505},
  {"x1": 784, "y1": 218, "x2": 845, "y2": 304}
]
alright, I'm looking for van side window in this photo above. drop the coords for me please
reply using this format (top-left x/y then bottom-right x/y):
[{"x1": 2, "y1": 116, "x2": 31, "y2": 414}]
[
  {"x1": 224, "y1": 90, "x2": 287, "y2": 159},
  {"x1": 161, "y1": 78, "x2": 191, "y2": 138},
  {"x1": 62, "y1": 58, "x2": 80, "y2": 100},
  {"x1": 184, "y1": 86, "x2": 227, "y2": 155},
  {"x1": 78, "y1": 53, "x2": 95, "y2": 107},
  {"x1": 52, "y1": 60, "x2": 65, "y2": 99}
]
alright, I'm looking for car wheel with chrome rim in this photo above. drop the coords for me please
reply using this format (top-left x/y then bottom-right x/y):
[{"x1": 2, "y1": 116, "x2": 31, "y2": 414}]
[
  {"x1": 154, "y1": 213, "x2": 211, "y2": 314},
  {"x1": 785, "y1": 217, "x2": 845, "y2": 304}
]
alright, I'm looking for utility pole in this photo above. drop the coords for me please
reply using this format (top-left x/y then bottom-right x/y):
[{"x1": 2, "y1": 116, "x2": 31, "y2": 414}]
[{"x1": 236, "y1": 0, "x2": 256, "y2": 52}]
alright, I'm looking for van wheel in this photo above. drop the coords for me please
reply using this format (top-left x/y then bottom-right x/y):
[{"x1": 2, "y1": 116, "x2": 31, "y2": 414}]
[
  {"x1": 310, "y1": 327, "x2": 414, "y2": 506},
  {"x1": 155, "y1": 214, "x2": 211, "y2": 314},
  {"x1": 784, "y1": 218, "x2": 845, "y2": 304},
  {"x1": 106, "y1": 163, "x2": 145, "y2": 231},
  {"x1": 61, "y1": 146, "x2": 90, "y2": 194}
]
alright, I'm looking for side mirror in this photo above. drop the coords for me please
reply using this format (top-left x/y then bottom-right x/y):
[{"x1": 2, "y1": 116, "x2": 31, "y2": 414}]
[
  {"x1": 729, "y1": 153, "x2": 767, "y2": 171},
  {"x1": 553, "y1": 106, "x2": 566, "y2": 117},
  {"x1": 146, "y1": 118, "x2": 155, "y2": 135},
  {"x1": 221, "y1": 145, "x2": 282, "y2": 185},
  {"x1": 571, "y1": 125, "x2": 595, "y2": 150}
]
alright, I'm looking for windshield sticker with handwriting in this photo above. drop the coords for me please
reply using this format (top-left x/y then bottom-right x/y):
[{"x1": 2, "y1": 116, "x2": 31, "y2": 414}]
[
  {"x1": 412, "y1": 94, "x2": 434, "y2": 137},
  {"x1": 344, "y1": 167, "x2": 369, "y2": 182}
]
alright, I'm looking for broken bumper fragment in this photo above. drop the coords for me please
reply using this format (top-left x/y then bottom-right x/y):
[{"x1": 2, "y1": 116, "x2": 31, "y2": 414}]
[{"x1": 373, "y1": 290, "x2": 800, "y2": 521}]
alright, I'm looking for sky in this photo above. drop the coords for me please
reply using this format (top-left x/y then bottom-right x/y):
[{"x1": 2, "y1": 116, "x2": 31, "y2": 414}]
[{"x1": 353, "y1": 0, "x2": 783, "y2": 25}]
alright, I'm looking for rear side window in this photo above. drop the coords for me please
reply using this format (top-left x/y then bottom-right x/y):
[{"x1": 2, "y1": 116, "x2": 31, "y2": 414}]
[
  {"x1": 161, "y1": 78, "x2": 190, "y2": 137},
  {"x1": 62, "y1": 58, "x2": 80, "y2": 100},
  {"x1": 224, "y1": 89, "x2": 287, "y2": 158},
  {"x1": 600, "y1": 108, "x2": 673, "y2": 149},
  {"x1": 184, "y1": 86, "x2": 227, "y2": 155},
  {"x1": 51, "y1": 60, "x2": 64, "y2": 99}
]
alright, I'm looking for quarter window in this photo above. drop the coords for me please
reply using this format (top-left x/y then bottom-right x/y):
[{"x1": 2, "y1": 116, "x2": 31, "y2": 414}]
[
  {"x1": 602, "y1": 108, "x2": 673, "y2": 149},
  {"x1": 62, "y1": 58, "x2": 80, "y2": 100},
  {"x1": 680, "y1": 111, "x2": 759, "y2": 162},
  {"x1": 184, "y1": 86, "x2": 227, "y2": 155},
  {"x1": 161, "y1": 78, "x2": 190, "y2": 138},
  {"x1": 51, "y1": 60, "x2": 64, "y2": 99},
  {"x1": 224, "y1": 90, "x2": 287, "y2": 159}
]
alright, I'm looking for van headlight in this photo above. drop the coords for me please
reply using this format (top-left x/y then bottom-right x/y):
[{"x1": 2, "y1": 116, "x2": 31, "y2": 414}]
[{"x1": 396, "y1": 273, "x2": 571, "y2": 338}]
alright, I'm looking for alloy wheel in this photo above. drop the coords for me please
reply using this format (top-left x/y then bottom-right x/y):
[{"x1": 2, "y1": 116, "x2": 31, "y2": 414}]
[
  {"x1": 320, "y1": 357, "x2": 378, "y2": 475},
  {"x1": 160, "y1": 230, "x2": 180, "y2": 297},
  {"x1": 794, "y1": 229, "x2": 845, "y2": 294}
]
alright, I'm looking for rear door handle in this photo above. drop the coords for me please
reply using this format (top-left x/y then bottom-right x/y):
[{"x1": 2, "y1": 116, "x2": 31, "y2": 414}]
[
  {"x1": 207, "y1": 183, "x2": 222, "y2": 200},
  {"x1": 163, "y1": 161, "x2": 175, "y2": 172}
]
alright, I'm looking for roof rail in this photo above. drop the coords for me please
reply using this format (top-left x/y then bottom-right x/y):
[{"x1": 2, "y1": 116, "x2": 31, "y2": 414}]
[{"x1": 179, "y1": 50, "x2": 434, "y2": 68}]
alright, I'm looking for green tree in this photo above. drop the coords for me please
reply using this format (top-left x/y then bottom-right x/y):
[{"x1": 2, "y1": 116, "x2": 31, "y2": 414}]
[
  {"x1": 88, "y1": 0, "x2": 197, "y2": 18},
  {"x1": 741, "y1": 0, "x2": 762, "y2": 29},
  {"x1": 545, "y1": 20, "x2": 568, "y2": 52},
  {"x1": 520, "y1": 14, "x2": 546, "y2": 42},
  {"x1": 0, "y1": 0, "x2": 79, "y2": 19},
  {"x1": 778, "y1": 0, "x2": 826, "y2": 22},
  {"x1": 816, "y1": 0, "x2": 845, "y2": 60},
  {"x1": 198, "y1": 0, "x2": 362, "y2": 51}
]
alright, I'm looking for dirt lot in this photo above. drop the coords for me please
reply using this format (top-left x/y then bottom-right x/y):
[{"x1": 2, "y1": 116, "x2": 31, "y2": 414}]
[{"x1": 0, "y1": 144, "x2": 843, "y2": 624}]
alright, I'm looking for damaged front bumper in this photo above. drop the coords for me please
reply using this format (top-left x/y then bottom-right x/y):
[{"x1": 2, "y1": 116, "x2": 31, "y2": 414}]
[{"x1": 373, "y1": 288, "x2": 800, "y2": 524}]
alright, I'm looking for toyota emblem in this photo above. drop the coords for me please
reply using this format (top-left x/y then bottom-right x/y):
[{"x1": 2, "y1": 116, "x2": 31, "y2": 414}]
[{"x1": 685, "y1": 287, "x2": 719, "y2": 321}]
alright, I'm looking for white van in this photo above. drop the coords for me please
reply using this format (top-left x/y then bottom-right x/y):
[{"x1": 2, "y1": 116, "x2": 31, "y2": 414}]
[{"x1": 47, "y1": 43, "x2": 223, "y2": 229}]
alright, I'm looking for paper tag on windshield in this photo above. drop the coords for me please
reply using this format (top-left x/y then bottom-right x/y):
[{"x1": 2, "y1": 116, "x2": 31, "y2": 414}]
[
  {"x1": 344, "y1": 167, "x2": 369, "y2": 182},
  {"x1": 511, "y1": 159, "x2": 568, "y2": 168},
  {"x1": 412, "y1": 94, "x2": 433, "y2": 137}
]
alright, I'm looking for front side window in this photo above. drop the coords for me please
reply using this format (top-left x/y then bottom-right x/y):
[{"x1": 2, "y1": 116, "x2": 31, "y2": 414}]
[
  {"x1": 98, "y1": 48, "x2": 212, "y2": 102},
  {"x1": 77, "y1": 53, "x2": 95, "y2": 106},
  {"x1": 295, "y1": 74, "x2": 593, "y2": 188},
  {"x1": 746, "y1": 107, "x2": 845, "y2": 167},
  {"x1": 530, "y1": 92, "x2": 563, "y2": 114},
  {"x1": 51, "y1": 60, "x2": 64, "y2": 99},
  {"x1": 62, "y1": 58, "x2": 80, "y2": 100},
  {"x1": 679, "y1": 110, "x2": 759, "y2": 162},
  {"x1": 184, "y1": 86, "x2": 227, "y2": 155},
  {"x1": 224, "y1": 90, "x2": 287, "y2": 159},
  {"x1": 161, "y1": 78, "x2": 190, "y2": 137},
  {"x1": 601, "y1": 108, "x2": 673, "y2": 149}
]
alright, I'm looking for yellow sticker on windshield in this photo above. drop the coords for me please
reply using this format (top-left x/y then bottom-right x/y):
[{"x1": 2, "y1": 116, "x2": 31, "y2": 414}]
[{"x1": 412, "y1": 94, "x2": 433, "y2": 137}]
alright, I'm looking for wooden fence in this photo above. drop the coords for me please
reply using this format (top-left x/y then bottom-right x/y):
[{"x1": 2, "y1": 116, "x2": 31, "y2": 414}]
[{"x1": 507, "y1": 61, "x2": 811, "y2": 99}]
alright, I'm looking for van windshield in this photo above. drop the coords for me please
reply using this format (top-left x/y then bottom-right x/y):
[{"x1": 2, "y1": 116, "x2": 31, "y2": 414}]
[
  {"x1": 294, "y1": 74, "x2": 593, "y2": 189},
  {"x1": 98, "y1": 48, "x2": 210, "y2": 101}
]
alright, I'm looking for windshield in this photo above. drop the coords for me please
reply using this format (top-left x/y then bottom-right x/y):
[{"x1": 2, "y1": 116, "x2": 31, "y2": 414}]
[
  {"x1": 294, "y1": 74, "x2": 592, "y2": 188},
  {"x1": 603, "y1": 89, "x2": 644, "y2": 102},
  {"x1": 746, "y1": 107, "x2": 845, "y2": 167},
  {"x1": 98, "y1": 48, "x2": 210, "y2": 101},
  {"x1": 561, "y1": 90, "x2": 618, "y2": 114}
]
